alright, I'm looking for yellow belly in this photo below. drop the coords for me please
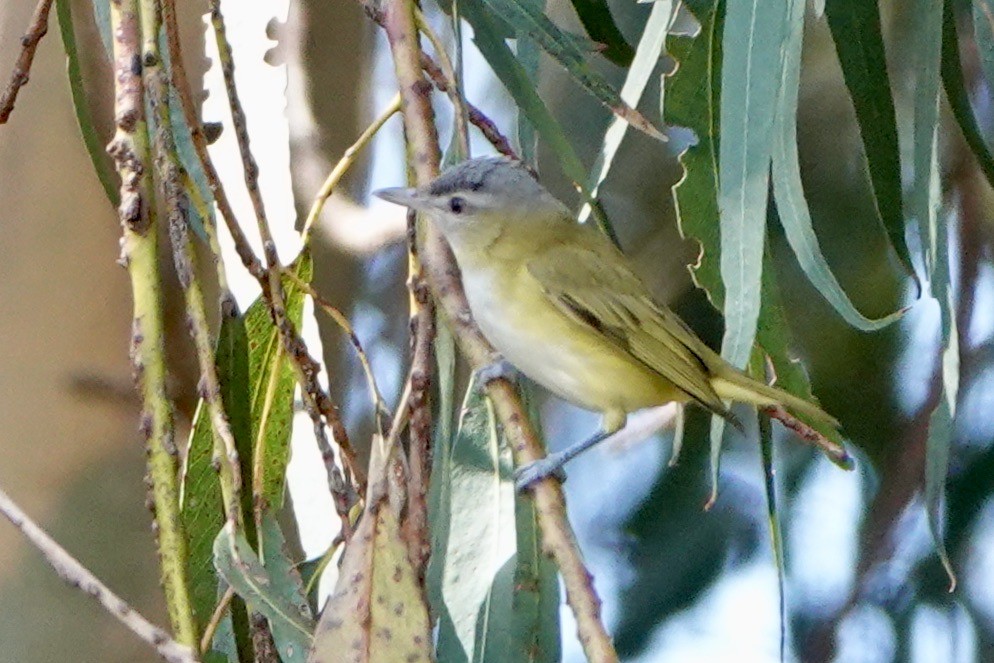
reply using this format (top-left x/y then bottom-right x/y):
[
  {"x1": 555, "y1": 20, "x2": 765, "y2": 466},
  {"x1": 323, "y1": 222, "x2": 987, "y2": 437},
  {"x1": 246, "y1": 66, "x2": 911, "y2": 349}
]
[{"x1": 462, "y1": 264, "x2": 684, "y2": 415}]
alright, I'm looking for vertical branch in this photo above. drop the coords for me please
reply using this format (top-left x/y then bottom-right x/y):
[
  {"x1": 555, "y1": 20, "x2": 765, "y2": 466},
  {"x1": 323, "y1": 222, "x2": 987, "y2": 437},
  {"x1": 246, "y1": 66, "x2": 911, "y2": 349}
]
[
  {"x1": 380, "y1": 1, "x2": 617, "y2": 660},
  {"x1": 382, "y1": 0, "x2": 439, "y2": 578},
  {"x1": 0, "y1": 0, "x2": 55, "y2": 124},
  {"x1": 143, "y1": 0, "x2": 245, "y2": 532},
  {"x1": 105, "y1": 0, "x2": 197, "y2": 646}
]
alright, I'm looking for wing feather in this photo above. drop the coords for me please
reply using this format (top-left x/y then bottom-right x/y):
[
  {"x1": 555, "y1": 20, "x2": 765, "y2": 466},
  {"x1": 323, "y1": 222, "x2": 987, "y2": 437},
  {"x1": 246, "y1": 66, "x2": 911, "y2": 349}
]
[{"x1": 527, "y1": 236, "x2": 731, "y2": 418}]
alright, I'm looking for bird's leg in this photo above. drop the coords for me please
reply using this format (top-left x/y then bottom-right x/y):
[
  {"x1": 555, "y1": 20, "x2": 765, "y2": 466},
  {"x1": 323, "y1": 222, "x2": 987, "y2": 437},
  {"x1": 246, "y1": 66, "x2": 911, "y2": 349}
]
[
  {"x1": 473, "y1": 355, "x2": 518, "y2": 389},
  {"x1": 514, "y1": 412, "x2": 627, "y2": 492}
]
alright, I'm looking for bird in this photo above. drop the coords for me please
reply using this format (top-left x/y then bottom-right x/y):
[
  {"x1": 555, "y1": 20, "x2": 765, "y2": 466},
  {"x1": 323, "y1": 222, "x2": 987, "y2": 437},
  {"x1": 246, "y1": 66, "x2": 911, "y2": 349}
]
[{"x1": 375, "y1": 155, "x2": 841, "y2": 489}]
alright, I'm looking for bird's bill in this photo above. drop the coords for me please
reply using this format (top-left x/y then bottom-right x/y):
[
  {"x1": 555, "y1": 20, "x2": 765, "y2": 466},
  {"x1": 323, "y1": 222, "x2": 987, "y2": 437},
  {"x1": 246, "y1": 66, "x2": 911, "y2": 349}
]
[{"x1": 372, "y1": 186, "x2": 427, "y2": 210}]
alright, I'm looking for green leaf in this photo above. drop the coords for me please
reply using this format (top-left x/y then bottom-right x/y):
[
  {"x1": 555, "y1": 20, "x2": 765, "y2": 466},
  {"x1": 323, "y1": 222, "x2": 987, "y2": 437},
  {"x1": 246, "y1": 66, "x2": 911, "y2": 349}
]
[
  {"x1": 469, "y1": 0, "x2": 663, "y2": 139},
  {"x1": 942, "y1": 0, "x2": 994, "y2": 192},
  {"x1": 259, "y1": 514, "x2": 314, "y2": 662},
  {"x1": 824, "y1": 0, "x2": 916, "y2": 281},
  {"x1": 181, "y1": 256, "x2": 313, "y2": 628},
  {"x1": 915, "y1": 0, "x2": 957, "y2": 590},
  {"x1": 973, "y1": 0, "x2": 994, "y2": 100},
  {"x1": 712, "y1": 0, "x2": 790, "y2": 497},
  {"x1": 433, "y1": 379, "x2": 518, "y2": 661},
  {"x1": 666, "y1": 0, "x2": 725, "y2": 306},
  {"x1": 309, "y1": 502, "x2": 433, "y2": 663},
  {"x1": 566, "y1": 0, "x2": 636, "y2": 66},
  {"x1": 580, "y1": 0, "x2": 675, "y2": 224},
  {"x1": 462, "y1": 0, "x2": 588, "y2": 188},
  {"x1": 514, "y1": 0, "x2": 543, "y2": 165},
  {"x1": 771, "y1": 0, "x2": 904, "y2": 332},
  {"x1": 754, "y1": 396, "x2": 785, "y2": 663},
  {"x1": 54, "y1": 0, "x2": 119, "y2": 209},
  {"x1": 213, "y1": 525, "x2": 315, "y2": 654}
]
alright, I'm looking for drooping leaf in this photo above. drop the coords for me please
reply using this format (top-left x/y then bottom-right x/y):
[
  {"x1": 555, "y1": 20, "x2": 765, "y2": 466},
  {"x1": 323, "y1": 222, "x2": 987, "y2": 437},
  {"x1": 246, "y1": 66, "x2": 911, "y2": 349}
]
[
  {"x1": 515, "y1": 0, "x2": 543, "y2": 165},
  {"x1": 580, "y1": 0, "x2": 675, "y2": 224},
  {"x1": 754, "y1": 392, "x2": 785, "y2": 663},
  {"x1": 54, "y1": 0, "x2": 118, "y2": 208},
  {"x1": 433, "y1": 379, "x2": 518, "y2": 661},
  {"x1": 913, "y1": 0, "x2": 959, "y2": 589},
  {"x1": 566, "y1": 0, "x2": 636, "y2": 66},
  {"x1": 462, "y1": 0, "x2": 588, "y2": 188},
  {"x1": 824, "y1": 0, "x2": 917, "y2": 281},
  {"x1": 181, "y1": 256, "x2": 313, "y2": 627},
  {"x1": 213, "y1": 524, "x2": 315, "y2": 656},
  {"x1": 259, "y1": 513, "x2": 314, "y2": 662},
  {"x1": 711, "y1": 0, "x2": 790, "y2": 497},
  {"x1": 942, "y1": 0, "x2": 994, "y2": 192},
  {"x1": 973, "y1": 0, "x2": 994, "y2": 100},
  {"x1": 771, "y1": 0, "x2": 904, "y2": 331},
  {"x1": 469, "y1": 0, "x2": 663, "y2": 139},
  {"x1": 308, "y1": 502, "x2": 433, "y2": 663}
]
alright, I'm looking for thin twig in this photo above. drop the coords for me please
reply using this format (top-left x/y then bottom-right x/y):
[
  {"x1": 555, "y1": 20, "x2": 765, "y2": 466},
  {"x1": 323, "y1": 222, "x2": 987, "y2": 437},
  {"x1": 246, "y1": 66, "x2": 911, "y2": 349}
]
[
  {"x1": 106, "y1": 0, "x2": 197, "y2": 645},
  {"x1": 282, "y1": 269, "x2": 391, "y2": 429},
  {"x1": 379, "y1": 1, "x2": 617, "y2": 659},
  {"x1": 0, "y1": 0, "x2": 54, "y2": 124},
  {"x1": 300, "y1": 93, "x2": 402, "y2": 242},
  {"x1": 145, "y1": 0, "x2": 246, "y2": 536},
  {"x1": 0, "y1": 487, "x2": 198, "y2": 663},
  {"x1": 206, "y1": 0, "x2": 362, "y2": 502},
  {"x1": 199, "y1": 586, "x2": 236, "y2": 656},
  {"x1": 413, "y1": 9, "x2": 469, "y2": 158},
  {"x1": 357, "y1": 0, "x2": 516, "y2": 159},
  {"x1": 761, "y1": 405, "x2": 851, "y2": 467}
]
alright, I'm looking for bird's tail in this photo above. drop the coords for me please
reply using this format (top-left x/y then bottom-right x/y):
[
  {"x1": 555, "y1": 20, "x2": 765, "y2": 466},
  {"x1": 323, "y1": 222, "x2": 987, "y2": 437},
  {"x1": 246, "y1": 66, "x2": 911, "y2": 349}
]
[{"x1": 711, "y1": 371, "x2": 839, "y2": 431}]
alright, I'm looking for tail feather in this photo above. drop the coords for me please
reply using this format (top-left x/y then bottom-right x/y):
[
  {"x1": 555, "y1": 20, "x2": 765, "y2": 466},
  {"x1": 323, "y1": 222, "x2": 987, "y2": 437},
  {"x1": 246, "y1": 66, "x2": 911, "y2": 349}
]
[{"x1": 711, "y1": 373, "x2": 839, "y2": 430}]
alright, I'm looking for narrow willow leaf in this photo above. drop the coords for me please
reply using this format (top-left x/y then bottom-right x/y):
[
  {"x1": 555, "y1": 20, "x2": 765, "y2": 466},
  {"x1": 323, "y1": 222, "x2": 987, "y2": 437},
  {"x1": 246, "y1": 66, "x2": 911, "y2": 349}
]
[
  {"x1": 435, "y1": 380, "x2": 518, "y2": 661},
  {"x1": 213, "y1": 525, "x2": 315, "y2": 652},
  {"x1": 469, "y1": 0, "x2": 663, "y2": 139},
  {"x1": 579, "y1": 0, "x2": 675, "y2": 224},
  {"x1": 181, "y1": 256, "x2": 313, "y2": 627},
  {"x1": 974, "y1": 0, "x2": 994, "y2": 99},
  {"x1": 942, "y1": 0, "x2": 994, "y2": 191},
  {"x1": 462, "y1": 0, "x2": 587, "y2": 187},
  {"x1": 54, "y1": 0, "x2": 119, "y2": 208},
  {"x1": 515, "y1": 0, "x2": 543, "y2": 165},
  {"x1": 89, "y1": 0, "x2": 112, "y2": 56},
  {"x1": 718, "y1": 0, "x2": 789, "y2": 369},
  {"x1": 713, "y1": 0, "x2": 790, "y2": 496},
  {"x1": 566, "y1": 0, "x2": 636, "y2": 66},
  {"x1": 309, "y1": 503, "x2": 433, "y2": 663},
  {"x1": 755, "y1": 397, "x2": 785, "y2": 663},
  {"x1": 824, "y1": 0, "x2": 916, "y2": 281},
  {"x1": 665, "y1": 0, "x2": 725, "y2": 497},
  {"x1": 666, "y1": 0, "x2": 725, "y2": 306},
  {"x1": 772, "y1": 0, "x2": 903, "y2": 332},
  {"x1": 914, "y1": 0, "x2": 957, "y2": 590},
  {"x1": 260, "y1": 514, "x2": 314, "y2": 662}
]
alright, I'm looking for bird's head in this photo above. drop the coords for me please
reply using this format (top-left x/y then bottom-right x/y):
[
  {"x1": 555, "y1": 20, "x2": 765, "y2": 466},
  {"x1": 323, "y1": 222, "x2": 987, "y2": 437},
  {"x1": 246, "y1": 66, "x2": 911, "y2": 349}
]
[{"x1": 374, "y1": 156, "x2": 568, "y2": 256}]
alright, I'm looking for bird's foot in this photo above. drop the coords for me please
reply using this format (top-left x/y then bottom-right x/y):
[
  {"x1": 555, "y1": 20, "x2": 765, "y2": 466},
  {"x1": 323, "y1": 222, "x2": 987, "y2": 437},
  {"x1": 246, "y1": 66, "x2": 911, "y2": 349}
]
[
  {"x1": 513, "y1": 454, "x2": 568, "y2": 492},
  {"x1": 474, "y1": 357, "x2": 518, "y2": 389}
]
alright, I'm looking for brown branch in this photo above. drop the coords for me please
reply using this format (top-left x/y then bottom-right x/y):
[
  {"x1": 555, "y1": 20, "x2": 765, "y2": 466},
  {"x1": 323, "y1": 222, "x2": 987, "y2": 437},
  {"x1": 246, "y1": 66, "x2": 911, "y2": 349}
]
[
  {"x1": 0, "y1": 487, "x2": 198, "y2": 663},
  {"x1": 0, "y1": 0, "x2": 54, "y2": 124},
  {"x1": 161, "y1": 0, "x2": 364, "y2": 503},
  {"x1": 380, "y1": 2, "x2": 617, "y2": 661},
  {"x1": 761, "y1": 405, "x2": 851, "y2": 467}
]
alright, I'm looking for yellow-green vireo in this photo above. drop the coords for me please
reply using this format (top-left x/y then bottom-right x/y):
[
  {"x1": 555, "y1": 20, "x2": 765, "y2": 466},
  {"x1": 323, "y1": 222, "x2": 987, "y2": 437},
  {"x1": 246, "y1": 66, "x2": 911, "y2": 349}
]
[{"x1": 375, "y1": 156, "x2": 841, "y2": 489}]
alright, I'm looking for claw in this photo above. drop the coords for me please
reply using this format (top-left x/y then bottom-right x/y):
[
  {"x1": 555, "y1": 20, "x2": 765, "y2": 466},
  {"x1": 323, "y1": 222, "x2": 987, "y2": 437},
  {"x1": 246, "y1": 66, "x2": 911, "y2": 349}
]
[
  {"x1": 474, "y1": 357, "x2": 518, "y2": 388},
  {"x1": 514, "y1": 455, "x2": 568, "y2": 492}
]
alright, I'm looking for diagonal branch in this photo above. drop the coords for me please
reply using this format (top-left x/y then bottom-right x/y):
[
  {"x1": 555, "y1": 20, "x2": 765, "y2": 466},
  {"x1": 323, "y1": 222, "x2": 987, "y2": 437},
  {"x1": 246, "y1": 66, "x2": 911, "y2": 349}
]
[
  {"x1": 0, "y1": 487, "x2": 198, "y2": 663},
  {"x1": 379, "y1": 1, "x2": 618, "y2": 660},
  {"x1": 0, "y1": 0, "x2": 54, "y2": 124}
]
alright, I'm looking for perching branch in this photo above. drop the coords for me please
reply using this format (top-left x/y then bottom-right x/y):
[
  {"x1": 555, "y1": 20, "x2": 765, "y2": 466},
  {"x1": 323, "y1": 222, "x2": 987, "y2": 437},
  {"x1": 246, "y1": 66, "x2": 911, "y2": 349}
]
[
  {"x1": 379, "y1": 1, "x2": 618, "y2": 661},
  {"x1": 0, "y1": 487, "x2": 198, "y2": 663},
  {"x1": 105, "y1": 0, "x2": 197, "y2": 645},
  {"x1": 0, "y1": 0, "x2": 54, "y2": 124}
]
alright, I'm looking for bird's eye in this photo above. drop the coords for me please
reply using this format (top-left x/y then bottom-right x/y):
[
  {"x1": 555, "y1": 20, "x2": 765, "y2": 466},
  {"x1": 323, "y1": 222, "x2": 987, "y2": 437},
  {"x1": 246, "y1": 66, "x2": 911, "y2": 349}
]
[{"x1": 449, "y1": 196, "x2": 466, "y2": 214}]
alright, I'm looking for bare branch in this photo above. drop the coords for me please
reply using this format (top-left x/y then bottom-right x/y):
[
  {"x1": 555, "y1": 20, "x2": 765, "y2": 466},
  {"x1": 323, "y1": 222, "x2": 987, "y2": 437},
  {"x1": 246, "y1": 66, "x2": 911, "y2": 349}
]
[
  {"x1": 0, "y1": 0, "x2": 54, "y2": 124},
  {"x1": 0, "y1": 487, "x2": 199, "y2": 663}
]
